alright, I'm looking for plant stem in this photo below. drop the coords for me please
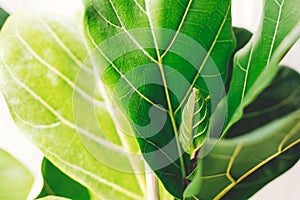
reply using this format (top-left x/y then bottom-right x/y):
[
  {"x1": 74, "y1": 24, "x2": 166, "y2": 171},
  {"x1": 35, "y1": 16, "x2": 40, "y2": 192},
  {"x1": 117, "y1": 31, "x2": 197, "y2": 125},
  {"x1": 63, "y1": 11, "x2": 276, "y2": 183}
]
[{"x1": 145, "y1": 162, "x2": 159, "y2": 200}]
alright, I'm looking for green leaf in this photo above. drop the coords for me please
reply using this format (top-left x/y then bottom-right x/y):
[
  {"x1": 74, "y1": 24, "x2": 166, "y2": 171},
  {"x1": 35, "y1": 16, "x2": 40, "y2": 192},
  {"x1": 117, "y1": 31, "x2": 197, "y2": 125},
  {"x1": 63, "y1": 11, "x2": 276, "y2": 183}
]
[
  {"x1": 0, "y1": 7, "x2": 9, "y2": 29},
  {"x1": 223, "y1": 0, "x2": 300, "y2": 135},
  {"x1": 227, "y1": 66, "x2": 300, "y2": 138},
  {"x1": 83, "y1": 0, "x2": 235, "y2": 197},
  {"x1": 0, "y1": 149, "x2": 34, "y2": 200},
  {"x1": 185, "y1": 110, "x2": 300, "y2": 199},
  {"x1": 37, "y1": 159, "x2": 90, "y2": 200},
  {"x1": 0, "y1": 12, "x2": 146, "y2": 200},
  {"x1": 179, "y1": 88, "x2": 209, "y2": 157}
]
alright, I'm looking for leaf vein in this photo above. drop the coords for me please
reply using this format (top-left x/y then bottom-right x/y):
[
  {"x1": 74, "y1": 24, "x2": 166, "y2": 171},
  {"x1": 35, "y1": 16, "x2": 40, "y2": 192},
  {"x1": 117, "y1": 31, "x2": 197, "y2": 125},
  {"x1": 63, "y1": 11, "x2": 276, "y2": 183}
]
[
  {"x1": 1, "y1": 57, "x2": 128, "y2": 155},
  {"x1": 161, "y1": 0, "x2": 193, "y2": 58},
  {"x1": 214, "y1": 124, "x2": 300, "y2": 199},
  {"x1": 266, "y1": 0, "x2": 284, "y2": 68},
  {"x1": 90, "y1": 1, "x2": 122, "y2": 28},
  {"x1": 106, "y1": 0, "x2": 158, "y2": 63},
  {"x1": 40, "y1": 147, "x2": 144, "y2": 200},
  {"x1": 132, "y1": 0, "x2": 146, "y2": 14},
  {"x1": 37, "y1": 17, "x2": 93, "y2": 74},
  {"x1": 175, "y1": 3, "x2": 231, "y2": 114},
  {"x1": 85, "y1": 27, "x2": 166, "y2": 112},
  {"x1": 16, "y1": 32, "x2": 106, "y2": 109}
]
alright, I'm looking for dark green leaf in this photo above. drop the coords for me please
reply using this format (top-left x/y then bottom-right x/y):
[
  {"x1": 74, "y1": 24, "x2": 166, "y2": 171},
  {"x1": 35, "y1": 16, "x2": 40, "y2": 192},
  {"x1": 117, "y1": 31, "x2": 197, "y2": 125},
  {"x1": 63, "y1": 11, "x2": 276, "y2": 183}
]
[
  {"x1": 37, "y1": 159, "x2": 90, "y2": 200},
  {"x1": 186, "y1": 110, "x2": 300, "y2": 199},
  {"x1": 0, "y1": 7, "x2": 9, "y2": 29},
  {"x1": 83, "y1": 0, "x2": 235, "y2": 197},
  {"x1": 227, "y1": 66, "x2": 300, "y2": 138}
]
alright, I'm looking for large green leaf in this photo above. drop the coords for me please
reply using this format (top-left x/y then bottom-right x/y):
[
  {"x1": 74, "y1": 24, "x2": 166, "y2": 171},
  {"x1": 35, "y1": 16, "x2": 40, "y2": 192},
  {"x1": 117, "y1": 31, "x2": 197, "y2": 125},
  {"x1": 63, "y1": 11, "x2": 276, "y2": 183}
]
[
  {"x1": 0, "y1": 149, "x2": 34, "y2": 200},
  {"x1": 223, "y1": 0, "x2": 300, "y2": 135},
  {"x1": 185, "y1": 110, "x2": 300, "y2": 199},
  {"x1": 83, "y1": 0, "x2": 235, "y2": 197},
  {"x1": 37, "y1": 159, "x2": 90, "y2": 200},
  {"x1": 0, "y1": 12, "x2": 146, "y2": 199},
  {"x1": 227, "y1": 66, "x2": 300, "y2": 138}
]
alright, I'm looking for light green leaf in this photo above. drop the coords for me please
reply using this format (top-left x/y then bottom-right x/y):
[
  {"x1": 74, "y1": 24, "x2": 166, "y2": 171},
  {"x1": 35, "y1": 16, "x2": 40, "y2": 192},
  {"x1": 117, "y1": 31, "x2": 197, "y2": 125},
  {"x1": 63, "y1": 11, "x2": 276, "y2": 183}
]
[
  {"x1": 223, "y1": 0, "x2": 300, "y2": 135},
  {"x1": 83, "y1": 0, "x2": 235, "y2": 197},
  {"x1": 186, "y1": 110, "x2": 300, "y2": 199},
  {"x1": 179, "y1": 88, "x2": 209, "y2": 157},
  {"x1": 0, "y1": 12, "x2": 146, "y2": 200},
  {"x1": 0, "y1": 149, "x2": 34, "y2": 200},
  {"x1": 37, "y1": 158, "x2": 90, "y2": 200}
]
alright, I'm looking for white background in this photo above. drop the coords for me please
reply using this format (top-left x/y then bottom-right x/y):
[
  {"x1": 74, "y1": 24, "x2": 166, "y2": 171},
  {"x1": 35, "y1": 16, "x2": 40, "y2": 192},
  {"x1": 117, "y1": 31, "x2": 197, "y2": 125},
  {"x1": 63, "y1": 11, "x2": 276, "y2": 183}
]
[{"x1": 0, "y1": 0, "x2": 299, "y2": 199}]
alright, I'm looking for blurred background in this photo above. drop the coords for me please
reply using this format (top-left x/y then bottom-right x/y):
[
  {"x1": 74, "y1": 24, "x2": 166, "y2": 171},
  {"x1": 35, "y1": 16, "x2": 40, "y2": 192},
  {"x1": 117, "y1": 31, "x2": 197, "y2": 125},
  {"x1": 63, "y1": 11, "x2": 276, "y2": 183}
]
[{"x1": 0, "y1": 0, "x2": 299, "y2": 199}]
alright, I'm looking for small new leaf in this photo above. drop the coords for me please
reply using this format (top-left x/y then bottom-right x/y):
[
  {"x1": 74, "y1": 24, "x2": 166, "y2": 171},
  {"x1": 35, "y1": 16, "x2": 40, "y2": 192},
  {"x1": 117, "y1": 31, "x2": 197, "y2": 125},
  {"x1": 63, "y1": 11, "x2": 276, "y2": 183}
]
[{"x1": 179, "y1": 88, "x2": 209, "y2": 158}]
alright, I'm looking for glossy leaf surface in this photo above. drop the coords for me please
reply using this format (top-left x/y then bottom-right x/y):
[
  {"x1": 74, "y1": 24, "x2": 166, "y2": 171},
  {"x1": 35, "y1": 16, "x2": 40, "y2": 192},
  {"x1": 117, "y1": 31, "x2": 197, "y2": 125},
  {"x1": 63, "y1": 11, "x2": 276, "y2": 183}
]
[{"x1": 83, "y1": 0, "x2": 235, "y2": 197}]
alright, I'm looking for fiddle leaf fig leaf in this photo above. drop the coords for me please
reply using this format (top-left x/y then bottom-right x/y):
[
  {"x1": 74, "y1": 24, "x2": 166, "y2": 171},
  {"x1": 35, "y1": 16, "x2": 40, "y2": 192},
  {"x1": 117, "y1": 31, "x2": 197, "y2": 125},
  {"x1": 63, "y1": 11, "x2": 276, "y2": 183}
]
[
  {"x1": 0, "y1": 149, "x2": 34, "y2": 200},
  {"x1": 222, "y1": 0, "x2": 300, "y2": 135},
  {"x1": 185, "y1": 110, "x2": 300, "y2": 199},
  {"x1": 0, "y1": 12, "x2": 146, "y2": 200},
  {"x1": 83, "y1": 0, "x2": 235, "y2": 197},
  {"x1": 179, "y1": 88, "x2": 209, "y2": 157},
  {"x1": 0, "y1": 0, "x2": 299, "y2": 199},
  {"x1": 186, "y1": 65, "x2": 300, "y2": 198}
]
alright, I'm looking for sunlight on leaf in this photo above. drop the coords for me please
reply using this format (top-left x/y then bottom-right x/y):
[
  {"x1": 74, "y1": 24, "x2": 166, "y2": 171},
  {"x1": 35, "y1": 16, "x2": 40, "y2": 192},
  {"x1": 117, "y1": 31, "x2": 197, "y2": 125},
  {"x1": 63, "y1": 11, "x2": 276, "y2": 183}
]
[{"x1": 0, "y1": 12, "x2": 145, "y2": 200}]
